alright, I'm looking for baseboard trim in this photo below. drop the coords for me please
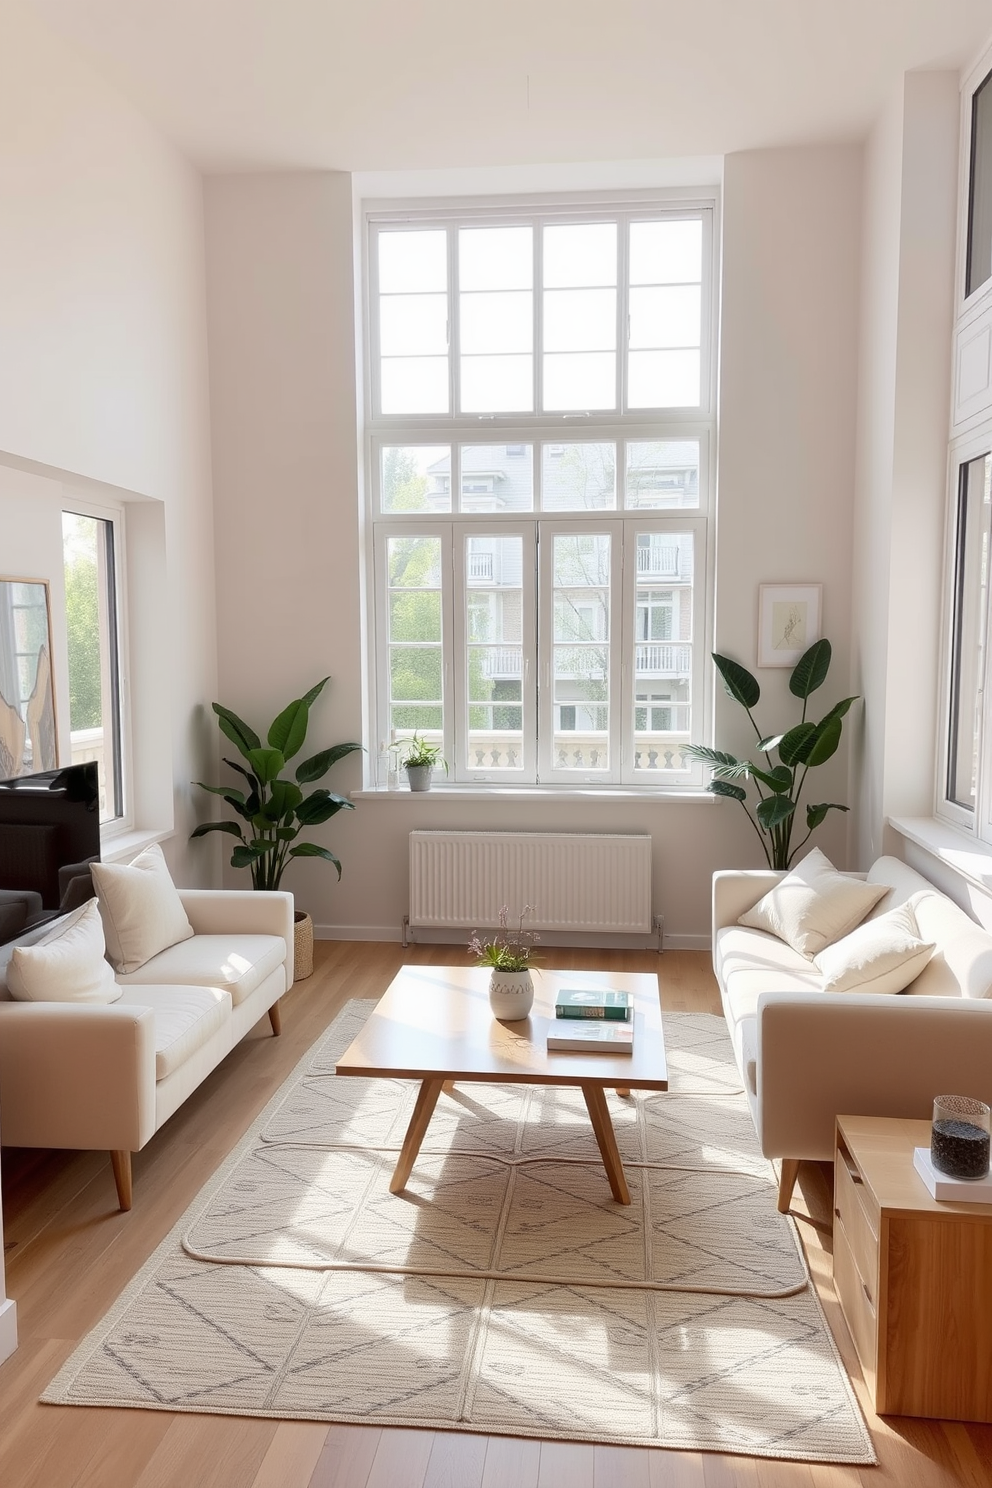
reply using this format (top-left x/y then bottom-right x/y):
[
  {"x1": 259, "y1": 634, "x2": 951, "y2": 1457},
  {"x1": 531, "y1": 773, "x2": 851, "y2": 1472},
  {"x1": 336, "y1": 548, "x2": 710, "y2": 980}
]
[
  {"x1": 314, "y1": 924, "x2": 712, "y2": 952},
  {"x1": 0, "y1": 1297, "x2": 17, "y2": 1364}
]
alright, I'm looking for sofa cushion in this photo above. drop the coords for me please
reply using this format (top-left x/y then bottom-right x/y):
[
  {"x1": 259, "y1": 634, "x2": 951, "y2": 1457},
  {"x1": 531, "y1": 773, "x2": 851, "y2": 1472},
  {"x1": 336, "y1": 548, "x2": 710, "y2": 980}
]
[
  {"x1": 814, "y1": 898, "x2": 936, "y2": 995},
  {"x1": 716, "y1": 924, "x2": 821, "y2": 1048},
  {"x1": 737, "y1": 847, "x2": 887, "y2": 958},
  {"x1": 116, "y1": 933, "x2": 287, "y2": 1007},
  {"x1": 903, "y1": 889, "x2": 992, "y2": 999},
  {"x1": 6, "y1": 900, "x2": 121, "y2": 1005},
  {"x1": 116, "y1": 984, "x2": 231, "y2": 1079},
  {"x1": 92, "y1": 844, "x2": 195, "y2": 974}
]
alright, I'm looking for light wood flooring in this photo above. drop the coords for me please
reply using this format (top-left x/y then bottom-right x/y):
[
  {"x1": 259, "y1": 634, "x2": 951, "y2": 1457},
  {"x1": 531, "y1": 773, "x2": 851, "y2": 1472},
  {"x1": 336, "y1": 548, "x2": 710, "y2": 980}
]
[{"x1": 1, "y1": 941, "x2": 991, "y2": 1487}]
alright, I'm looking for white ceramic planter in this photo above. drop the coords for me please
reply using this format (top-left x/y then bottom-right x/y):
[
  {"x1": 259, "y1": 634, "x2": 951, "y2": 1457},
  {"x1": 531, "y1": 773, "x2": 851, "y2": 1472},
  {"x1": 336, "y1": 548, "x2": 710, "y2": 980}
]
[
  {"x1": 405, "y1": 764, "x2": 433, "y2": 791},
  {"x1": 488, "y1": 967, "x2": 534, "y2": 1021}
]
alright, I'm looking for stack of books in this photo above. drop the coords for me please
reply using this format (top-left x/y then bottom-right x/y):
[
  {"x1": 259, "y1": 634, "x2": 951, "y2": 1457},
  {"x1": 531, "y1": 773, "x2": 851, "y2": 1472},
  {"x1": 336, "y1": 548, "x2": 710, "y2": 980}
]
[{"x1": 546, "y1": 987, "x2": 634, "y2": 1053}]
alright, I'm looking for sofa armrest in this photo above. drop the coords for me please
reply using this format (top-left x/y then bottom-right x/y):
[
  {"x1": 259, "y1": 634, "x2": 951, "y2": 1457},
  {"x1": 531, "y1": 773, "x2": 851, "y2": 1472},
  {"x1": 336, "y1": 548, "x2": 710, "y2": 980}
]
[
  {"x1": 178, "y1": 889, "x2": 295, "y2": 987},
  {"x1": 755, "y1": 992, "x2": 992, "y2": 1161},
  {"x1": 0, "y1": 1002, "x2": 157, "y2": 1152},
  {"x1": 712, "y1": 871, "x2": 783, "y2": 936}
]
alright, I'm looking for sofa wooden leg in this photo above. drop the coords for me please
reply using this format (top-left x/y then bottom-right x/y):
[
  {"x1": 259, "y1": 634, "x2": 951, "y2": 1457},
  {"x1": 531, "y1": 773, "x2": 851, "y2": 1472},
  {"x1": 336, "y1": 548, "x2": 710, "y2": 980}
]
[
  {"x1": 268, "y1": 1000, "x2": 282, "y2": 1036},
  {"x1": 777, "y1": 1158, "x2": 800, "y2": 1213},
  {"x1": 111, "y1": 1150, "x2": 133, "y2": 1212}
]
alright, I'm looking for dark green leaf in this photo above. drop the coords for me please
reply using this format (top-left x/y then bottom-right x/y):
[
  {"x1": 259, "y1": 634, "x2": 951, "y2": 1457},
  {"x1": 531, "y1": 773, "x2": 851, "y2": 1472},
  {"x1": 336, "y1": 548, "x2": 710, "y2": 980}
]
[
  {"x1": 194, "y1": 781, "x2": 247, "y2": 806},
  {"x1": 263, "y1": 780, "x2": 303, "y2": 821},
  {"x1": 212, "y1": 702, "x2": 260, "y2": 759},
  {"x1": 750, "y1": 764, "x2": 793, "y2": 794},
  {"x1": 289, "y1": 842, "x2": 343, "y2": 878},
  {"x1": 299, "y1": 677, "x2": 330, "y2": 709},
  {"x1": 757, "y1": 734, "x2": 783, "y2": 753},
  {"x1": 295, "y1": 741, "x2": 363, "y2": 784},
  {"x1": 789, "y1": 638, "x2": 832, "y2": 699},
  {"x1": 709, "y1": 780, "x2": 747, "y2": 802},
  {"x1": 276, "y1": 826, "x2": 297, "y2": 841},
  {"x1": 247, "y1": 747, "x2": 286, "y2": 784},
  {"x1": 820, "y1": 695, "x2": 858, "y2": 724},
  {"x1": 756, "y1": 795, "x2": 796, "y2": 828},
  {"x1": 806, "y1": 801, "x2": 850, "y2": 830},
  {"x1": 805, "y1": 714, "x2": 842, "y2": 766},
  {"x1": 223, "y1": 757, "x2": 260, "y2": 790},
  {"x1": 712, "y1": 653, "x2": 760, "y2": 709},
  {"x1": 247, "y1": 837, "x2": 280, "y2": 854},
  {"x1": 778, "y1": 722, "x2": 818, "y2": 765},
  {"x1": 295, "y1": 789, "x2": 354, "y2": 825},
  {"x1": 231, "y1": 844, "x2": 266, "y2": 868},
  {"x1": 267, "y1": 697, "x2": 311, "y2": 761},
  {"x1": 190, "y1": 820, "x2": 244, "y2": 840}
]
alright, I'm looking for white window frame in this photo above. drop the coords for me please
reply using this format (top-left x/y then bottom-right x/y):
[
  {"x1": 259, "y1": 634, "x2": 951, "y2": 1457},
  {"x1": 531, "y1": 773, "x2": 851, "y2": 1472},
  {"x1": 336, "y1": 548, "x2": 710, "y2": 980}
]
[
  {"x1": 364, "y1": 190, "x2": 717, "y2": 792},
  {"x1": 61, "y1": 496, "x2": 132, "y2": 835}
]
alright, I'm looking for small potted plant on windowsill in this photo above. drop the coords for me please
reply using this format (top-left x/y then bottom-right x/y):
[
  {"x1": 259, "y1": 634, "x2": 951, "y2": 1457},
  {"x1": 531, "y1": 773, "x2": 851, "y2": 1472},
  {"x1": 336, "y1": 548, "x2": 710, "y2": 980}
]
[{"x1": 393, "y1": 732, "x2": 447, "y2": 791}]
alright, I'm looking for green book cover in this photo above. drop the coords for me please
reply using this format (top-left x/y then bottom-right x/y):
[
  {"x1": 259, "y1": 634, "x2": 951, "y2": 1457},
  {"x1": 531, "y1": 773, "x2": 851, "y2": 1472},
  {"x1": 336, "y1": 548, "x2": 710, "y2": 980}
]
[{"x1": 554, "y1": 988, "x2": 632, "y2": 1020}]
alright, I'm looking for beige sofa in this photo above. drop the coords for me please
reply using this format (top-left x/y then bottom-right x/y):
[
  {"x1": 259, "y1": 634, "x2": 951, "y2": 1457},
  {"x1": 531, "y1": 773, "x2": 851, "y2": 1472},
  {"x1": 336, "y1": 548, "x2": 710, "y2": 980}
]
[
  {"x1": 0, "y1": 888, "x2": 293, "y2": 1210},
  {"x1": 713, "y1": 855, "x2": 992, "y2": 1211}
]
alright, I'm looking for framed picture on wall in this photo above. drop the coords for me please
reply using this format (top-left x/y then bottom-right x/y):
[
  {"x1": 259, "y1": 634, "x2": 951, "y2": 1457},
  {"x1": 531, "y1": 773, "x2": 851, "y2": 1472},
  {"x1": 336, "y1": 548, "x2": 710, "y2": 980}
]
[
  {"x1": 757, "y1": 583, "x2": 822, "y2": 669},
  {"x1": 0, "y1": 577, "x2": 58, "y2": 778}
]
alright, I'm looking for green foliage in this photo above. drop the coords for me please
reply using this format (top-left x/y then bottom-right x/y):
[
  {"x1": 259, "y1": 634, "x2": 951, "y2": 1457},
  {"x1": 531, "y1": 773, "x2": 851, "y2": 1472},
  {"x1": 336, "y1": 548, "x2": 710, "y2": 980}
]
[
  {"x1": 191, "y1": 678, "x2": 362, "y2": 891},
  {"x1": 393, "y1": 731, "x2": 447, "y2": 771},
  {"x1": 64, "y1": 555, "x2": 102, "y2": 730},
  {"x1": 684, "y1": 641, "x2": 859, "y2": 871}
]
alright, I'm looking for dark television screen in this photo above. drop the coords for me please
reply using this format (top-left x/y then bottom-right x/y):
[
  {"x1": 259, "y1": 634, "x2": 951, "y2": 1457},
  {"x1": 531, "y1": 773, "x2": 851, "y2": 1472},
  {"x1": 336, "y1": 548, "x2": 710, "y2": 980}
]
[{"x1": 0, "y1": 762, "x2": 101, "y2": 948}]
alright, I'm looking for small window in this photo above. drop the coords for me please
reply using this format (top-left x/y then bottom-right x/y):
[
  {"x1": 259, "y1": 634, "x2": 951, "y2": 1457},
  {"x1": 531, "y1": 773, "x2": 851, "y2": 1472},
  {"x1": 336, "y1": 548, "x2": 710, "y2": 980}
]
[
  {"x1": 62, "y1": 511, "x2": 124, "y2": 822},
  {"x1": 966, "y1": 68, "x2": 992, "y2": 299}
]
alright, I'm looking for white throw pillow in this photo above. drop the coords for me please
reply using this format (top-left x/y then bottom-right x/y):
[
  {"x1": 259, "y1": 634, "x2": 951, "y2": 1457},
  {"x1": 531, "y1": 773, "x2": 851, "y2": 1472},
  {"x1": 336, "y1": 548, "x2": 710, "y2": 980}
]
[
  {"x1": 738, "y1": 847, "x2": 888, "y2": 959},
  {"x1": 91, "y1": 842, "x2": 195, "y2": 974},
  {"x1": 814, "y1": 897, "x2": 936, "y2": 994},
  {"x1": 6, "y1": 899, "x2": 121, "y2": 1004}
]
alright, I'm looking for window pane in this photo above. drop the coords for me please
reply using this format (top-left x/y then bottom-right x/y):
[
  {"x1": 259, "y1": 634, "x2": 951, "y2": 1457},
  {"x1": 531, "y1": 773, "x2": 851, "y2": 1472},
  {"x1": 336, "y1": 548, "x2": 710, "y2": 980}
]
[
  {"x1": 543, "y1": 352, "x2": 616, "y2": 411},
  {"x1": 629, "y1": 286, "x2": 701, "y2": 349},
  {"x1": 460, "y1": 291, "x2": 532, "y2": 355},
  {"x1": 461, "y1": 355, "x2": 533, "y2": 413},
  {"x1": 544, "y1": 288, "x2": 616, "y2": 353},
  {"x1": 542, "y1": 443, "x2": 616, "y2": 510},
  {"x1": 378, "y1": 230, "x2": 447, "y2": 293},
  {"x1": 465, "y1": 534, "x2": 524, "y2": 771},
  {"x1": 544, "y1": 223, "x2": 617, "y2": 288},
  {"x1": 948, "y1": 454, "x2": 991, "y2": 809},
  {"x1": 967, "y1": 70, "x2": 992, "y2": 298},
  {"x1": 628, "y1": 349, "x2": 700, "y2": 408},
  {"x1": 381, "y1": 445, "x2": 451, "y2": 513},
  {"x1": 381, "y1": 356, "x2": 449, "y2": 415},
  {"x1": 379, "y1": 294, "x2": 448, "y2": 357},
  {"x1": 625, "y1": 440, "x2": 699, "y2": 509},
  {"x1": 62, "y1": 512, "x2": 121, "y2": 820},
  {"x1": 386, "y1": 536, "x2": 443, "y2": 742},
  {"x1": 459, "y1": 444, "x2": 533, "y2": 512},
  {"x1": 553, "y1": 533, "x2": 610, "y2": 771},
  {"x1": 459, "y1": 226, "x2": 532, "y2": 290},
  {"x1": 629, "y1": 219, "x2": 702, "y2": 285},
  {"x1": 633, "y1": 531, "x2": 694, "y2": 775},
  {"x1": 0, "y1": 582, "x2": 52, "y2": 779}
]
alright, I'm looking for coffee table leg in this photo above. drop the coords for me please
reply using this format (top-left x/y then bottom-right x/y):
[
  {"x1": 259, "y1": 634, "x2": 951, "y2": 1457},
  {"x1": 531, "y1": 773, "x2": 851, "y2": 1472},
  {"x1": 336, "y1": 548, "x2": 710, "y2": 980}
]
[
  {"x1": 580, "y1": 1083, "x2": 631, "y2": 1205},
  {"x1": 390, "y1": 1077, "x2": 445, "y2": 1194}
]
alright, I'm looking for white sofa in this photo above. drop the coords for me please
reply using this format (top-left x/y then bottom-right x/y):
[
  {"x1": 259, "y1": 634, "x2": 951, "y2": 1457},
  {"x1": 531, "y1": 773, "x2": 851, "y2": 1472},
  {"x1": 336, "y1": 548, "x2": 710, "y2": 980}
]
[
  {"x1": 0, "y1": 888, "x2": 293, "y2": 1210},
  {"x1": 713, "y1": 855, "x2": 992, "y2": 1212}
]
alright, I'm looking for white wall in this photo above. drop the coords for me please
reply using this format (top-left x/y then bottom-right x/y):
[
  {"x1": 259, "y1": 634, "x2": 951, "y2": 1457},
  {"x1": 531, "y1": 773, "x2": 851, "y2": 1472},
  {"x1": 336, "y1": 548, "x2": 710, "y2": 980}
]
[
  {"x1": 204, "y1": 148, "x2": 864, "y2": 944},
  {"x1": 851, "y1": 72, "x2": 959, "y2": 865},
  {"x1": 0, "y1": 2, "x2": 217, "y2": 880}
]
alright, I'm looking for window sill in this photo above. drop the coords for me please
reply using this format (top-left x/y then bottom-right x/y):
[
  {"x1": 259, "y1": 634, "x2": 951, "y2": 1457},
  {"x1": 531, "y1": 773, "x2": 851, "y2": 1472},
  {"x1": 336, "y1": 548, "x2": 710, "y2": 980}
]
[
  {"x1": 888, "y1": 815, "x2": 992, "y2": 895},
  {"x1": 352, "y1": 785, "x2": 714, "y2": 803},
  {"x1": 99, "y1": 826, "x2": 173, "y2": 863}
]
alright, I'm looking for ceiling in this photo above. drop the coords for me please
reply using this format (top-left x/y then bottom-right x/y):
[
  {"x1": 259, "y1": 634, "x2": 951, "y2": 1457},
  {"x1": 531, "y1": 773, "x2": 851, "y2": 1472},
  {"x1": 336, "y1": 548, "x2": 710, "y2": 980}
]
[{"x1": 23, "y1": 0, "x2": 992, "y2": 174}]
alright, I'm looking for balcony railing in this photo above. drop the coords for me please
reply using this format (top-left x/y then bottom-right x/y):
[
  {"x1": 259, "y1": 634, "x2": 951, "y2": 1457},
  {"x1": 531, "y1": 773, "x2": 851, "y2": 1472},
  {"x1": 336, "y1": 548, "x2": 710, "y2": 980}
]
[
  {"x1": 636, "y1": 546, "x2": 680, "y2": 575},
  {"x1": 462, "y1": 730, "x2": 693, "y2": 772},
  {"x1": 634, "y1": 643, "x2": 691, "y2": 676}
]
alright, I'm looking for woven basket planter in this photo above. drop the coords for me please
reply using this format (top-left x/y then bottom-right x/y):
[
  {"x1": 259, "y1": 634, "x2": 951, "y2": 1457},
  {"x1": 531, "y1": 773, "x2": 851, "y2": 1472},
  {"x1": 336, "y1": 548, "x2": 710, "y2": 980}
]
[{"x1": 293, "y1": 911, "x2": 314, "y2": 981}]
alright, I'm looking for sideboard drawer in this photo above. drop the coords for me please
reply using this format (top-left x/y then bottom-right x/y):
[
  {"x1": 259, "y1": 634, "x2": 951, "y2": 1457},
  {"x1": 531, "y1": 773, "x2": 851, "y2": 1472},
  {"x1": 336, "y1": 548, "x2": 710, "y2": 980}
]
[{"x1": 833, "y1": 1216, "x2": 877, "y2": 1394}]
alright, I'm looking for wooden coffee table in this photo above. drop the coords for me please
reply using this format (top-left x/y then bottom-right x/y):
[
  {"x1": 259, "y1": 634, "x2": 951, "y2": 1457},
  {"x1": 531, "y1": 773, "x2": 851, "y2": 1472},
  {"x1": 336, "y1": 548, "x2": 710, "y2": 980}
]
[{"x1": 335, "y1": 964, "x2": 667, "y2": 1204}]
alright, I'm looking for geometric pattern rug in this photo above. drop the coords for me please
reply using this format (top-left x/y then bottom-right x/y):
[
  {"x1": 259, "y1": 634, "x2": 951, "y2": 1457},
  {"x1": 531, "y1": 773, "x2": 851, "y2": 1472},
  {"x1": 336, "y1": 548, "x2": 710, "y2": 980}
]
[{"x1": 44, "y1": 1002, "x2": 875, "y2": 1464}]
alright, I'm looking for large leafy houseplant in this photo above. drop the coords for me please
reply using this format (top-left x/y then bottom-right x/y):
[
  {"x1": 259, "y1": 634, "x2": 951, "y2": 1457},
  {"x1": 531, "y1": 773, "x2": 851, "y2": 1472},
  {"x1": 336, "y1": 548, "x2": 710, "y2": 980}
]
[
  {"x1": 191, "y1": 678, "x2": 361, "y2": 890},
  {"x1": 684, "y1": 639, "x2": 857, "y2": 871}
]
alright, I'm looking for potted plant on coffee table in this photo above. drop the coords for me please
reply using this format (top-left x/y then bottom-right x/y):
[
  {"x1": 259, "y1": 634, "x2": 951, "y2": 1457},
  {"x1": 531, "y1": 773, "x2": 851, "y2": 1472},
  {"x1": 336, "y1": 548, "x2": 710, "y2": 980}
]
[
  {"x1": 393, "y1": 732, "x2": 446, "y2": 791},
  {"x1": 470, "y1": 906, "x2": 540, "y2": 1021},
  {"x1": 190, "y1": 677, "x2": 362, "y2": 978}
]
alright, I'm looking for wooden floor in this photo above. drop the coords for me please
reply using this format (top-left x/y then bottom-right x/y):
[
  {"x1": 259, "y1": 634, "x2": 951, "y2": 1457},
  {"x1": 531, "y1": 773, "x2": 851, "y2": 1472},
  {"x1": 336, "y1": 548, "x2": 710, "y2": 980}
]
[{"x1": 2, "y1": 941, "x2": 991, "y2": 1487}]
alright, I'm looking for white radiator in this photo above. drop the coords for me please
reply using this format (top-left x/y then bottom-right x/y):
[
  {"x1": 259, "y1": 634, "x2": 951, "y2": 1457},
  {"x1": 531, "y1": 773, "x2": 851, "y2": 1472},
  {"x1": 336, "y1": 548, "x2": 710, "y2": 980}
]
[{"x1": 408, "y1": 830, "x2": 652, "y2": 936}]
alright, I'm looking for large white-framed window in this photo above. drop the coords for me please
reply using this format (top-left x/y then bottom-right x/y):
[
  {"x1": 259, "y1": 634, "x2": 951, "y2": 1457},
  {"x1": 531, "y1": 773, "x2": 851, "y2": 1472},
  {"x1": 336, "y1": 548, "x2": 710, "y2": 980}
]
[
  {"x1": 365, "y1": 193, "x2": 716, "y2": 789},
  {"x1": 61, "y1": 502, "x2": 129, "y2": 827}
]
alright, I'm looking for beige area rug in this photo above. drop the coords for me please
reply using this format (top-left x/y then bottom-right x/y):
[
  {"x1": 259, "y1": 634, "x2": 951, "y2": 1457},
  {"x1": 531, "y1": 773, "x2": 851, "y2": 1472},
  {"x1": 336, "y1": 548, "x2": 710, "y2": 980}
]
[{"x1": 44, "y1": 1002, "x2": 875, "y2": 1464}]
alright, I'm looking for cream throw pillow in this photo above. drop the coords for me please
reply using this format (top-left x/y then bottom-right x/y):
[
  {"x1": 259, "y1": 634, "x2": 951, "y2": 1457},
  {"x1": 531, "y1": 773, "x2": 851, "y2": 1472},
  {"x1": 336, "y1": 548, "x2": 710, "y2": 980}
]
[
  {"x1": 7, "y1": 899, "x2": 121, "y2": 1004},
  {"x1": 92, "y1": 842, "x2": 194, "y2": 974},
  {"x1": 814, "y1": 896, "x2": 936, "y2": 994},
  {"x1": 738, "y1": 847, "x2": 888, "y2": 959}
]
